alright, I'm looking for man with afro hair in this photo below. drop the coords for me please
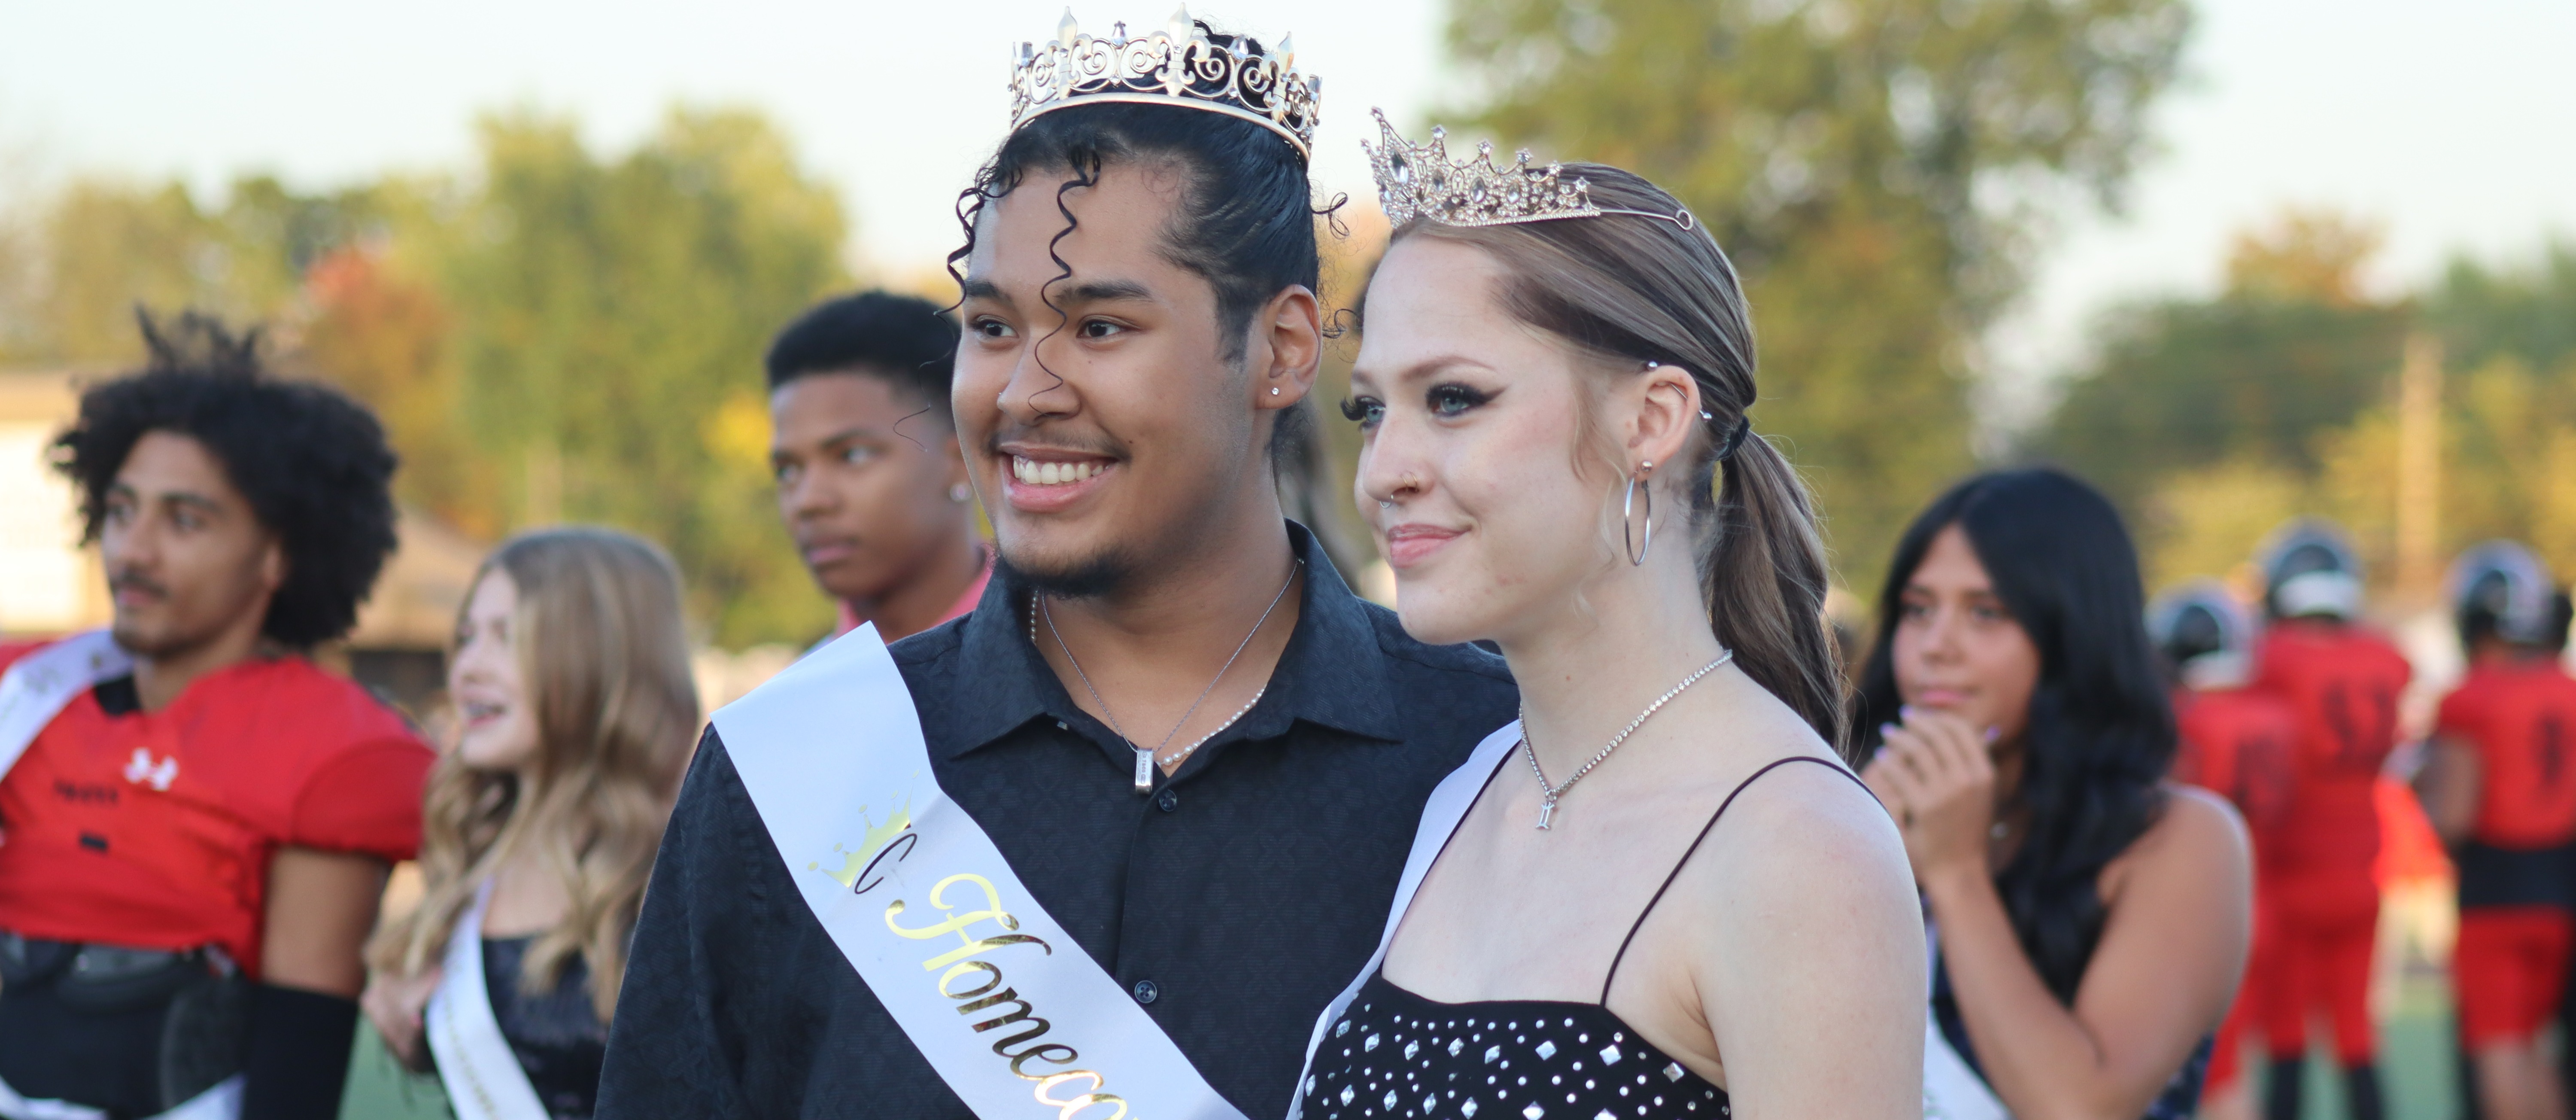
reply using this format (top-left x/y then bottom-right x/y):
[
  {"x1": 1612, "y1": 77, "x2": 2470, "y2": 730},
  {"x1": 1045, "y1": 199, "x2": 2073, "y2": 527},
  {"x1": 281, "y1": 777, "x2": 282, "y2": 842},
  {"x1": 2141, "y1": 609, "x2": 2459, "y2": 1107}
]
[{"x1": 0, "y1": 313, "x2": 432, "y2": 1120}]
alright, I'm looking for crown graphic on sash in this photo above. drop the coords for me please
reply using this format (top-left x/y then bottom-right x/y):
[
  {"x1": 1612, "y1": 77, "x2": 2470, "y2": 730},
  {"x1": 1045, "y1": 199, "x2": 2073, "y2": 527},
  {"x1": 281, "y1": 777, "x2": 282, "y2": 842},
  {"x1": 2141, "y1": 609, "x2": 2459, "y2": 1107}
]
[{"x1": 1008, "y1": 7, "x2": 1321, "y2": 158}]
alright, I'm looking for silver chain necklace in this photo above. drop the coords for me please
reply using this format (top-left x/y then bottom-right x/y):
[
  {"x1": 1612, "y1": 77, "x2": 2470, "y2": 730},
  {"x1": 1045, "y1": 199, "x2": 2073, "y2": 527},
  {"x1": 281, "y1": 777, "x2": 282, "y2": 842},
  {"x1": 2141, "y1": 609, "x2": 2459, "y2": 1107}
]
[
  {"x1": 1036, "y1": 559, "x2": 1304, "y2": 793},
  {"x1": 1522, "y1": 649, "x2": 1734, "y2": 830}
]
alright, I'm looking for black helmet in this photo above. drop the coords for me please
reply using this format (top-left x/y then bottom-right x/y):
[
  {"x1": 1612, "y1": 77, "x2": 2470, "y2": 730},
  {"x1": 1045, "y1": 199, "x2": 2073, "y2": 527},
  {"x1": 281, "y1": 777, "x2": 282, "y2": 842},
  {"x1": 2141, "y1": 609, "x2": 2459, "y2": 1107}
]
[
  {"x1": 2149, "y1": 580, "x2": 2254, "y2": 687},
  {"x1": 2259, "y1": 520, "x2": 2363, "y2": 621},
  {"x1": 2448, "y1": 541, "x2": 2554, "y2": 648}
]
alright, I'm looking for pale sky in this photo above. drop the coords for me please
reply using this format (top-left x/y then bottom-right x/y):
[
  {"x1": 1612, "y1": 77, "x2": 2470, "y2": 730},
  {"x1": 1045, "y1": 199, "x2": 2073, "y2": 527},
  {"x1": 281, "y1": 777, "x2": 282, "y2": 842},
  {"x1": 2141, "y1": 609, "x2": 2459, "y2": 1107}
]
[{"x1": 4, "y1": 0, "x2": 2571, "y2": 412}]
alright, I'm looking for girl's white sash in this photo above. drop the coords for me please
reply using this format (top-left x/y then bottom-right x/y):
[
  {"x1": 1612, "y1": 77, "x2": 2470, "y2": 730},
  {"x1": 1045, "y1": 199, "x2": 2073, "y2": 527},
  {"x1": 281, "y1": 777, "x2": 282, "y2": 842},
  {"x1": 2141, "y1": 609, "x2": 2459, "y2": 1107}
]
[
  {"x1": 1922, "y1": 925, "x2": 2010, "y2": 1120},
  {"x1": 715, "y1": 624, "x2": 1245, "y2": 1120},
  {"x1": 425, "y1": 880, "x2": 552, "y2": 1120},
  {"x1": 1286, "y1": 721, "x2": 1523, "y2": 1120},
  {"x1": 0, "y1": 631, "x2": 132, "y2": 782}
]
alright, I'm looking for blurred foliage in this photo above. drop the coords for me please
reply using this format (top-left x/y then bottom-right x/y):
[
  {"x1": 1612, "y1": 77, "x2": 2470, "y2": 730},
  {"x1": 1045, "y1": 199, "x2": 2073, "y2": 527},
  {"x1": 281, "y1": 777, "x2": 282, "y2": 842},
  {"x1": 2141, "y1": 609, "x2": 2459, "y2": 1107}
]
[
  {"x1": 2037, "y1": 209, "x2": 2411, "y2": 513},
  {"x1": 2040, "y1": 213, "x2": 2576, "y2": 594},
  {"x1": 2427, "y1": 241, "x2": 2576, "y2": 377},
  {"x1": 0, "y1": 107, "x2": 850, "y2": 647},
  {"x1": 1440, "y1": 0, "x2": 2190, "y2": 586}
]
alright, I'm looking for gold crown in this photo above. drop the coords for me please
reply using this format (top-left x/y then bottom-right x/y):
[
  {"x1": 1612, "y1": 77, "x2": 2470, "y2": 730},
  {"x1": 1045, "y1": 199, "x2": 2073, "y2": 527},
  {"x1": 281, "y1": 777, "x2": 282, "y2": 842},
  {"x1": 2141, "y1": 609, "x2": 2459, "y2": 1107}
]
[
  {"x1": 1009, "y1": 8, "x2": 1321, "y2": 159},
  {"x1": 1363, "y1": 109, "x2": 1693, "y2": 229}
]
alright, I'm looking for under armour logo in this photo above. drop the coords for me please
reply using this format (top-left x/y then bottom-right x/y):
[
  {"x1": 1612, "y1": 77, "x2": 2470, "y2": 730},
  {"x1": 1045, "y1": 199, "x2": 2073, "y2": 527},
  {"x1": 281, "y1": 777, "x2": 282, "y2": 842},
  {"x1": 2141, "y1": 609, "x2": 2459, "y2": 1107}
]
[{"x1": 123, "y1": 749, "x2": 177, "y2": 791}]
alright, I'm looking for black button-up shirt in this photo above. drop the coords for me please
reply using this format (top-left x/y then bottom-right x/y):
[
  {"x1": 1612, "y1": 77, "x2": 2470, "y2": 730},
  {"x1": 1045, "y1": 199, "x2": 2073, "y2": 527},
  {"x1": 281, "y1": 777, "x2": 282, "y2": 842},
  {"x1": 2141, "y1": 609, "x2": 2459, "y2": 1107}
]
[{"x1": 597, "y1": 526, "x2": 1516, "y2": 1117}]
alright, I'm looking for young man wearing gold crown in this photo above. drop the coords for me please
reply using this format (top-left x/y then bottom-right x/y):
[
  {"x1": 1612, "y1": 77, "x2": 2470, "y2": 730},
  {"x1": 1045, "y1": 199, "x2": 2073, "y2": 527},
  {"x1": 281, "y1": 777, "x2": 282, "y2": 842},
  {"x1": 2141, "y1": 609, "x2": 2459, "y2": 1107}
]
[{"x1": 595, "y1": 12, "x2": 1516, "y2": 1118}]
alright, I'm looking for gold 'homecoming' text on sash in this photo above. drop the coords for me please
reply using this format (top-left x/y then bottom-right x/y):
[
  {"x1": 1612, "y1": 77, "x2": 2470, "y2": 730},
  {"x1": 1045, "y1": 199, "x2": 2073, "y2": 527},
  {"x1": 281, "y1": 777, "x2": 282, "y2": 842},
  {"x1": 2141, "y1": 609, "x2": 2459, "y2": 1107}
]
[{"x1": 721, "y1": 624, "x2": 1244, "y2": 1120}]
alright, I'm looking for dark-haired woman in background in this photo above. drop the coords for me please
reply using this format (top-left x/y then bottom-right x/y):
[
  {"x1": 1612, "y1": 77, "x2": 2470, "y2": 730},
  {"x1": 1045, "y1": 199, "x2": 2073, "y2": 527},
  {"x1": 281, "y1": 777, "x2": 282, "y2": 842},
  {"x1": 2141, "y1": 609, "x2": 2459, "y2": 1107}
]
[{"x1": 1858, "y1": 468, "x2": 2253, "y2": 1120}]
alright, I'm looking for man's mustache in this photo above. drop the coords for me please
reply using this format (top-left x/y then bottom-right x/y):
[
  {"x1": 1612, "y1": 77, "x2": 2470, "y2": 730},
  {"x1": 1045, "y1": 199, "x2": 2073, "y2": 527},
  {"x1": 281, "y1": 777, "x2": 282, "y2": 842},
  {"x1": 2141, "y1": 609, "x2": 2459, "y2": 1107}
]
[
  {"x1": 109, "y1": 571, "x2": 168, "y2": 600},
  {"x1": 984, "y1": 423, "x2": 1126, "y2": 460}
]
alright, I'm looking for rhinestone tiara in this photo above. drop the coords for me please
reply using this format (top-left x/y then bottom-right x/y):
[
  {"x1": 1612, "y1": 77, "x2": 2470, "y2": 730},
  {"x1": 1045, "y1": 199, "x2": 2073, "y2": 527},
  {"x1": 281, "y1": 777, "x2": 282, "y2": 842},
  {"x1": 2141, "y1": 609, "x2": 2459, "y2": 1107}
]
[
  {"x1": 1363, "y1": 109, "x2": 1692, "y2": 229},
  {"x1": 1009, "y1": 7, "x2": 1321, "y2": 159}
]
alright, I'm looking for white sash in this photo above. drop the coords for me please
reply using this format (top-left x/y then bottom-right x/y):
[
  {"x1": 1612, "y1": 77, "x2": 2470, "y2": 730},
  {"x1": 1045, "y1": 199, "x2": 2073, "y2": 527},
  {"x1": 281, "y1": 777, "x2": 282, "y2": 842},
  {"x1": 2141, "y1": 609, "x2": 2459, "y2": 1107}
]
[
  {"x1": 0, "y1": 633, "x2": 235, "y2": 1120},
  {"x1": 0, "y1": 631, "x2": 132, "y2": 783},
  {"x1": 0, "y1": 1076, "x2": 239, "y2": 1120},
  {"x1": 716, "y1": 624, "x2": 1245, "y2": 1120},
  {"x1": 1922, "y1": 925, "x2": 2011, "y2": 1120},
  {"x1": 426, "y1": 880, "x2": 553, "y2": 1120},
  {"x1": 1285, "y1": 721, "x2": 1523, "y2": 1120}
]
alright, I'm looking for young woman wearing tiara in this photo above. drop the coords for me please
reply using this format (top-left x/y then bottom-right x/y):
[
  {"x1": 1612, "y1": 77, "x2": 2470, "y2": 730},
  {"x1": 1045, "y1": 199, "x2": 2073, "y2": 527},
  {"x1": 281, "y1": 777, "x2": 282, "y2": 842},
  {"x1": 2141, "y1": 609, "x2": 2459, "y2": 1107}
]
[
  {"x1": 361, "y1": 527, "x2": 699, "y2": 1119},
  {"x1": 1294, "y1": 114, "x2": 1923, "y2": 1120}
]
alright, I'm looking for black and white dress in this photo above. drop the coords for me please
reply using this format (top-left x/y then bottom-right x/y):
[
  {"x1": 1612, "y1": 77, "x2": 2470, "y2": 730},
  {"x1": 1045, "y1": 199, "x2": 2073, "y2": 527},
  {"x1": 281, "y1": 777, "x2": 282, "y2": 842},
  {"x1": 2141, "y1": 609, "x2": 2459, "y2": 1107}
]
[{"x1": 1300, "y1": 757, "x2": 1854, "y2": 1120}]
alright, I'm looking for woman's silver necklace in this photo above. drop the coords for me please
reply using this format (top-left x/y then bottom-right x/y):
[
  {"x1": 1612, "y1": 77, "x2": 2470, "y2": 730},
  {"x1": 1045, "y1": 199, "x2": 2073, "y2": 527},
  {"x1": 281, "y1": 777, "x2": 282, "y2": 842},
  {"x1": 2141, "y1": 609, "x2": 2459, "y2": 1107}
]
[
  {"x1": 1035, "y1": 559, "x2": 1303, "y2": 793},
  {"x1": 1522, "y1": 650, "x2": 1734, "y2": 830}
]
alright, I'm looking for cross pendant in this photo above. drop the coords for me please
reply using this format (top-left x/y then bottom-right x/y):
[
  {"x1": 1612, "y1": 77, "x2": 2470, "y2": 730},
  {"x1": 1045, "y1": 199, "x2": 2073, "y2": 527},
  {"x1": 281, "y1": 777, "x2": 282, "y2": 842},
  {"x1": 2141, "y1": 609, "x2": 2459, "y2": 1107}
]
[
  {"x1": 1133, "y1": 748, "x2": 1154, "y2": 794},
  {"x1": 1535, "y1": 798, "x2": 1556, "y2": 830}
]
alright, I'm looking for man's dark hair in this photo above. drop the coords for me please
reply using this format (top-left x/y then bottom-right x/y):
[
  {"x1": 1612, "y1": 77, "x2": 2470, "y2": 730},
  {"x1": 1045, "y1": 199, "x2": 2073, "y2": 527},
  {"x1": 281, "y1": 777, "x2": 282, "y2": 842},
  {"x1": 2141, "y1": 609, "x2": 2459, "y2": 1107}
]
[
  {"x1": 763, "y1": 291, "x2": 960, "y2": 415},
  {"x1": 949, "y1": 34, "x2": 1326, "y2": 363},
  {"x1": 53, "y1": 311, "x2": 400, "y2": 648}
]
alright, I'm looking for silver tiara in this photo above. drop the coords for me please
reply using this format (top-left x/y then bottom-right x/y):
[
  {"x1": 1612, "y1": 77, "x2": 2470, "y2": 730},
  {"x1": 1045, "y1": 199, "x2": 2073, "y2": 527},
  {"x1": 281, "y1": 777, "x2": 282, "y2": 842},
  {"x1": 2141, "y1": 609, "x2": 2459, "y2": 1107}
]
[{"x1": 1362, "y1": 109, "x2": 1690, "y2": 229}]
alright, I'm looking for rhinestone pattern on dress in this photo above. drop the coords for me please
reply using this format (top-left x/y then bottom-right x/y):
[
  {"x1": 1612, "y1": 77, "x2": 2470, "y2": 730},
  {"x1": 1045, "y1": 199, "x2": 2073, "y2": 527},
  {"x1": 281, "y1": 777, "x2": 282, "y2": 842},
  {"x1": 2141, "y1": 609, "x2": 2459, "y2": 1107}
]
[{"x1": 1300, "y1": 973, "x2": 1730, "y2": 1120}]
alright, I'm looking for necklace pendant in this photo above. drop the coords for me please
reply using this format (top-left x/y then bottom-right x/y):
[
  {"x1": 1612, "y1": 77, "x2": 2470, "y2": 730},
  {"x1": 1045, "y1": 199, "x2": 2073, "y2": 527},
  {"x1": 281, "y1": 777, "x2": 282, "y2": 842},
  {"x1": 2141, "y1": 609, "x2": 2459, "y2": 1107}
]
[
  {"x1": 1133, "y1": 747, "x2": 1155, "y2": 793},
  {"x1": 1535, "y1": 798, "x2": 1556, "y2": 831}
]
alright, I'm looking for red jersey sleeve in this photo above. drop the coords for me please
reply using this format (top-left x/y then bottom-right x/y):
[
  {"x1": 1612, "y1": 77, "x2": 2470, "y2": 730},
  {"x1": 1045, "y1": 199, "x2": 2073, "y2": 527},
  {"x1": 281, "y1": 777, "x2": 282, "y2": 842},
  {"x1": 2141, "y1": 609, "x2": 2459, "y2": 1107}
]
[
  {"x1": 2436, "y1": 683, "x2": 2479, "y2": 742},
  {"x1": 0, "y1": 641, "x2": 48, "y2": 674},
  {"x1": 286, "y1": 736, "x2": 433, "y2": 861}
]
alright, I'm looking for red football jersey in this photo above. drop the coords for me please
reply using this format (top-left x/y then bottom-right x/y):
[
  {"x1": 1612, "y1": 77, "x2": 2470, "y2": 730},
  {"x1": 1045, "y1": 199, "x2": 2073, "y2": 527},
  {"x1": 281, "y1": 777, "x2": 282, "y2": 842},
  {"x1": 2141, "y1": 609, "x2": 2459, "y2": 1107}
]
[
  {"x1": 2251, "y1": 622, "x2": 2414, "y2": 901},
  {"x1": 2437, "y1": 660, "x2": 2576, "y2": 850},
  {"x1": 2174, "y1": 685, "x2": 2298, "y2": 837},
  {"x1": 0, "y1": 641, "x2": 432, "y2": 976}
]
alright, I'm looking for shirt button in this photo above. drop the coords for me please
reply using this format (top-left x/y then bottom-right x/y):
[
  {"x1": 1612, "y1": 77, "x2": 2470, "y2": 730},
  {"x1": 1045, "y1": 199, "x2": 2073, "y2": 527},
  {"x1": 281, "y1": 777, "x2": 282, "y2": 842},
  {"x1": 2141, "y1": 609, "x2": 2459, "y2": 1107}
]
[
  {"x1": 1132, "y1": 979, "x2": 1160, "y2": 1005},
  {"x1": 1155, "y1": 789, "x2": 1179, "y2": 813}
]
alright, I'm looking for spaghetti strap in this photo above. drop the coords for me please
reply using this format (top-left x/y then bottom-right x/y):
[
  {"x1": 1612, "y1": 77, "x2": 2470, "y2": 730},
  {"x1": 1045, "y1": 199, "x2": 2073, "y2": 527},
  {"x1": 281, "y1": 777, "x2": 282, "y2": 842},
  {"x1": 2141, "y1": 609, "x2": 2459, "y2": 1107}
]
[{"x1": 1599, "y1": 755, "x2": 1869, "y2": 1004}]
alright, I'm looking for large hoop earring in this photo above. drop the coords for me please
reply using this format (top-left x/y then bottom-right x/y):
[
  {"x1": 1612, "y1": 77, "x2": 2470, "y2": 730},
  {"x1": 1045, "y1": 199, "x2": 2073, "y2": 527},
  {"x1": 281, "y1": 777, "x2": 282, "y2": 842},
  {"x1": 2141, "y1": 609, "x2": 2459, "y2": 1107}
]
[{"x1": 1624, "y1": 463, "x2": 1655, "y2": 566}]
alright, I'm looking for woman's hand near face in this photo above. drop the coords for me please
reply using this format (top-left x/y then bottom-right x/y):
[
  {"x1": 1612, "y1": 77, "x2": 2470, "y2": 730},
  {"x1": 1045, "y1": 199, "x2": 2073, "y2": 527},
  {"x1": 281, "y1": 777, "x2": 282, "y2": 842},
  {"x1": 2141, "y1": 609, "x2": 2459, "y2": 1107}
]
[
  {"x1": 1864, "y1": 706, "x2": 1996, "y2": 886},
  {"x1": 361, "y1": 965, "x2": 443, "y2": 1073}
]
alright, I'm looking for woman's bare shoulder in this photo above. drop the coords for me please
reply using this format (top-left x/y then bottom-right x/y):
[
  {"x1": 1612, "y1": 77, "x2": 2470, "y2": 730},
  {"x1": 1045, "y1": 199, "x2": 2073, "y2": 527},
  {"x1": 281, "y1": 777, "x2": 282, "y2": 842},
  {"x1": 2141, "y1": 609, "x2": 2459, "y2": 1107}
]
[{"x1": 2102, "y1": 782, "x2": 2251, "y2": 904}]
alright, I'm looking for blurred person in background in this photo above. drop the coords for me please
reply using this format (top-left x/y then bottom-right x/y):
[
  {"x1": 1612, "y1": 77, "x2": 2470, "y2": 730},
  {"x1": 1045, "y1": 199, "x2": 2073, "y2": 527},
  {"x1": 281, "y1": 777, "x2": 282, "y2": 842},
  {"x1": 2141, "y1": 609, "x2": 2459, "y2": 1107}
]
[
  {"x1": 1857, "y1": 468, "x2": 2253, "y2": 1120},
  {"x1": 361, "y1": 527, "x2": 698, "y2": 1120},
  {"x1": 2416, "y1": 542, "x2": 2576, "y2": 1120},
  {"x1": 0, "y1": 314, "x2": 428, "y2": 1120},
  {"x1": 2246, "y1": 519, "x2": 2413, "y2": 1120},
  {"x1": 764, "y1": 291, "x2": 988, "y2": 644},
  {"x1": 2150, "y1": 581, "x2": 2297, "y2": 1120}
]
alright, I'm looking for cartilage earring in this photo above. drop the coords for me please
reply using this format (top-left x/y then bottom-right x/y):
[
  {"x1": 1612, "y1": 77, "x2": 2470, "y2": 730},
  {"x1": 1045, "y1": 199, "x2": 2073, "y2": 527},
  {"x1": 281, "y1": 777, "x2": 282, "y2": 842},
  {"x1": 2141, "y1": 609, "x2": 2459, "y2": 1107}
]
[{"x1": 1624, "y1": 461, "x2": 1655, "y2": 566}]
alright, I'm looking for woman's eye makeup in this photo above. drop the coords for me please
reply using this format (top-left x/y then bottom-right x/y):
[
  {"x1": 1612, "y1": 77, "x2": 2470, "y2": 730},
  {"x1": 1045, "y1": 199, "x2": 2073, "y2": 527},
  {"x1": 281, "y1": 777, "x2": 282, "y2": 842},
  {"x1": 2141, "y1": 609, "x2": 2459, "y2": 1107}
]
[
  {"x1": 1340, "y1": 396, "x2": 1385, "y2": 427},
  {"x1": 1426, "y1": 383, "x2": 1493, "y2": 417}
]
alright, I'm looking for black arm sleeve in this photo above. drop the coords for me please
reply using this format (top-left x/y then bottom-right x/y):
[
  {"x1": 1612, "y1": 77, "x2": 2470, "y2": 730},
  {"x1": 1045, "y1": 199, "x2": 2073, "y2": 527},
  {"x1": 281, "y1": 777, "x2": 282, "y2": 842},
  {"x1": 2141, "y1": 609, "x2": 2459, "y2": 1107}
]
[
  {"x1": 238, "y1": 983, "x2": 358, "y2": 1120},
  {"x1": 595, "y1": 730, "x2": 754, "y2": 1119}
]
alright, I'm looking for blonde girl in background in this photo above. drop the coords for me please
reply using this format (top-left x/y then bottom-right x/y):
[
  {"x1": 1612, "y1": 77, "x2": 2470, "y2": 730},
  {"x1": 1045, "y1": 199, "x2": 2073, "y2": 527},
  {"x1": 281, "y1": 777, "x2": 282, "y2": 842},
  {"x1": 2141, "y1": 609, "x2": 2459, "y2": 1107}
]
[{"x1": 361, "y1": 527, "x2": 699, "y2": 1120}]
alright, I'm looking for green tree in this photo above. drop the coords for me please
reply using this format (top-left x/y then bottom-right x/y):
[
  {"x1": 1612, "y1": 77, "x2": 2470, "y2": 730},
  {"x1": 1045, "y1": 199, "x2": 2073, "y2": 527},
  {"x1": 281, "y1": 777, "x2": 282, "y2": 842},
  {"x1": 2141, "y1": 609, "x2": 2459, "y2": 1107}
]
[
  {"x1": 2427, "y1": 239, "x2": 2576, "y2": 378},
  {"x1": 1439, "y1": 0, "x2": 2189, "y2": 583},
  {"x1": 428, "y1": 107, "x2": 851, "y2": 645},
  {"x1": 2036, "y1": 296, "x2": 2408, "y2": 513}
]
